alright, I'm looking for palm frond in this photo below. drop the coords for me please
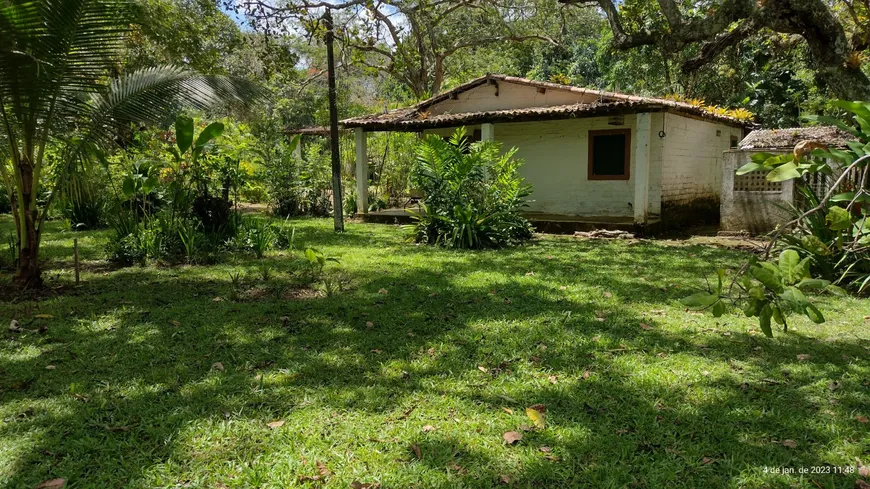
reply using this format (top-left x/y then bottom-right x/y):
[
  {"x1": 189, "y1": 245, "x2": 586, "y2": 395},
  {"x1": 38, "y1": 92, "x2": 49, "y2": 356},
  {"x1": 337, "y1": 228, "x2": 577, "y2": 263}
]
[
  {"x1": 86, "y1": 65, "x2": 264, "y2": 140},
  {"x1": 0, "y1": 0, "x2": 135, "y2": 150}
]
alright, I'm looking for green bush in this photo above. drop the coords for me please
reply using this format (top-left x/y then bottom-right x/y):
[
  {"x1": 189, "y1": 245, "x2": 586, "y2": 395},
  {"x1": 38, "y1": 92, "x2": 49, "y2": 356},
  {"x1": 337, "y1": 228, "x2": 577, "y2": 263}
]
[
  {"x1": 264, "y1": 138, "x2": 333, "y2": 218},
  {"x1": 409, "y1": 127, "x2": 533, "y2": 249}
]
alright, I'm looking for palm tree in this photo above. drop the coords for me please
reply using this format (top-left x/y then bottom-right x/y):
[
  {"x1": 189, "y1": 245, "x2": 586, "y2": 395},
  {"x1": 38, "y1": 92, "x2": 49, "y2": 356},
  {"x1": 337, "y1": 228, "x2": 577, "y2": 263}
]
[{"x1": 0, "y1": 0, "x2": 261, "y2": 286}]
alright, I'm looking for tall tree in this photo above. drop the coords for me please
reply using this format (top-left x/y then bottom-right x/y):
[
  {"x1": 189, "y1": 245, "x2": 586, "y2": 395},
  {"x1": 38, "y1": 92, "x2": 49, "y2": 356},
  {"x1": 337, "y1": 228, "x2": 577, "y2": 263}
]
[
  {"x1": 241, "y1": 0, "x2": 564, "y2": 99},
  {"x1": 0, "y1": 0, "x2": 260, "y2": 286},
  {"x1": 560, "y1": 0, "x2": 870, "y2": 100}
]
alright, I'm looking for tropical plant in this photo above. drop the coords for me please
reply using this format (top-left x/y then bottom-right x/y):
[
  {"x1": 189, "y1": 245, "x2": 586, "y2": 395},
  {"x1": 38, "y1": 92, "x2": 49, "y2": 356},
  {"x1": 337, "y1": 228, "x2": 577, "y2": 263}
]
[
  {"x1": 409, "y1": 127, "x2": 533, "y2": 249},
  {"x1": 0, "y1": 0, "x2": 259, "y2": 286},
  {"x1": 734, "y1": 100, "x2": 870, "y2": 293},
  {"x1": 684, "y1": 99, "x2": 869, "y2": 334}
]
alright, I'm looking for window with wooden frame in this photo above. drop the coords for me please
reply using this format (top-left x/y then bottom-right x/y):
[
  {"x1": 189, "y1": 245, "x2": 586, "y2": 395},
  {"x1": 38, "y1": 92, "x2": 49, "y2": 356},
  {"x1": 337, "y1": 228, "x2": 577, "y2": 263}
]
[{"x1": 588, "y1": 129, "x2": 631, "y2": 180}]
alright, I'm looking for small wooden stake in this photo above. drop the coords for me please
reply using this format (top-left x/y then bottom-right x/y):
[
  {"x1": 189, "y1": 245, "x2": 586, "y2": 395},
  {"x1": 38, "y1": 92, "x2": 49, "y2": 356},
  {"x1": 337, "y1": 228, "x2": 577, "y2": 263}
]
[{"x1": 73, "y1": 238, "x2": 80, "y2": 285}]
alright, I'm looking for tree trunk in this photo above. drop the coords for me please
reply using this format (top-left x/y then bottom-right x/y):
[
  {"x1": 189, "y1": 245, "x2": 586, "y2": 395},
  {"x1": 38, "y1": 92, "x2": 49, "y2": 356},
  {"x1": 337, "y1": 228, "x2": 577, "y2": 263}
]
[{"x1": 12, "y1": 160, "x2": 42, "y2": 288}]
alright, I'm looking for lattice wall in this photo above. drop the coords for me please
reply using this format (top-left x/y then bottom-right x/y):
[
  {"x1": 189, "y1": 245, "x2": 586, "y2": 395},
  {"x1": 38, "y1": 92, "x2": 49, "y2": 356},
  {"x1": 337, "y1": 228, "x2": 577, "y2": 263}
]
[{"x1": 733, "y1": 171, "x2": 783, "y2": 192}]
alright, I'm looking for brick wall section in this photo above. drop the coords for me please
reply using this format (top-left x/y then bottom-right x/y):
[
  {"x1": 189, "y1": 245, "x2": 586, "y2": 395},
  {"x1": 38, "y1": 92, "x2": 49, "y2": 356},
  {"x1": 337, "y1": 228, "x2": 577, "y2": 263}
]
[{"x1": 659, "y1": 113, "x2": 744, "y2": 209}]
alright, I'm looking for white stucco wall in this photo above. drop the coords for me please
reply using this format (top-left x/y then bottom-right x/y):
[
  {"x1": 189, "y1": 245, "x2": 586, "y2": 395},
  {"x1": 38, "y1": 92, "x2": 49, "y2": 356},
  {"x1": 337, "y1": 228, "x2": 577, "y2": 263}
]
[
  {"x1": 427, "y1": 81, "x2": 599, "y2": 116},
  {"x1": 658, "y1": 113, "x2": 744, "y2": 210},
  {"x1": 422, "y1": 112, "x2": 742, "y2": 220},
  {"x1": 720, "y1": 150, "x2": 794, "y2": 233}
]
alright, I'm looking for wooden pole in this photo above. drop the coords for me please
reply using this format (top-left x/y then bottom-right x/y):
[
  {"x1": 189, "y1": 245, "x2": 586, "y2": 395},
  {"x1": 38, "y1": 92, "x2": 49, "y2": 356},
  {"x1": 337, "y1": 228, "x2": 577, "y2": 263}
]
[
  {"x1": 73, "y1": 238, "x2": 80, "y2": 285},
  {"x1": 324, "y1": 8, "x2": 345, "y2": 232}
]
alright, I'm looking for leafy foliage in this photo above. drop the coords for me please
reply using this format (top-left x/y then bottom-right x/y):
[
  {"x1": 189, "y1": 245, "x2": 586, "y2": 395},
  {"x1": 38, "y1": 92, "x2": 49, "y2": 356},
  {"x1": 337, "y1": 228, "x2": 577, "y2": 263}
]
[
  {"x1": 409, "y1": 128, "x2": 533, "y2": 249},
  {"x1": 0, "y1": 0, "x2": 261, "y2": 285},
  {"x1": 681, "y1": 251, "x2": 844, "y2": 337},
  {"x1": 685, "y1": 100, "x2": 870, "y2": 333}
]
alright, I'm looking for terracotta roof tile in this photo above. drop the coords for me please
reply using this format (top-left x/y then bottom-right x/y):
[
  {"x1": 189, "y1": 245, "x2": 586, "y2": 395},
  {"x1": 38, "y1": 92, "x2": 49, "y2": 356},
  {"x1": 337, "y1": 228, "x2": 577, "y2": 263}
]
[{"x1": 738, "y1": 126, "x2": 853, "y2": 150}]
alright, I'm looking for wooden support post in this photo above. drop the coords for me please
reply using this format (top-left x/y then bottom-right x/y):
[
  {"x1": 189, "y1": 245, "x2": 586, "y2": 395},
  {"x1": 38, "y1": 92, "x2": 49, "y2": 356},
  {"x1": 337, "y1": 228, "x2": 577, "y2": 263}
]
[
  {"x1": 481, "y1": 123, "x2": 495, "y2": 142},
  {"x1": 633, "y1": 112, "x2": 652, "y2": 225},
  {"x1": 355, "y1": 127, "x2": 368, "y2": 215},
  {"x1": 73, "y1": 238, "x2": 80, "y2": 285},
  {"x1": 324, "y1": 8, "x2": 344, "y2": 232}
]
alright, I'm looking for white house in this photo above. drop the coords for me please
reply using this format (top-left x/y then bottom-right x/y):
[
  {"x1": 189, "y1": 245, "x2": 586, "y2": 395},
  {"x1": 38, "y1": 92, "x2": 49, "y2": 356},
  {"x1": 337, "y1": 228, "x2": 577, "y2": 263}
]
[{"x1": 340, "y1": 74, "x2": 750, "y2": 232}]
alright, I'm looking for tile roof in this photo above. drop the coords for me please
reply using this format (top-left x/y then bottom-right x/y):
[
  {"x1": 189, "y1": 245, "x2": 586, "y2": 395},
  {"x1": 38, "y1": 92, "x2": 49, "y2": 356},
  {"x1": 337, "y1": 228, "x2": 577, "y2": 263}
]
[
  {"x1": 738, "y1": 126, "x2": 853, "y2": 150},
  {"x1": 337, "y1": 74, "x2": 752, "y2": 130}
]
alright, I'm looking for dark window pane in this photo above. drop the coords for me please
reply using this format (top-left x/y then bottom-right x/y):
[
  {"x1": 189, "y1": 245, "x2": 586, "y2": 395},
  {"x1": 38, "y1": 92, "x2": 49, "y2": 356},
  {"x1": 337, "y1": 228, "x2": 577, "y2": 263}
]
[{"x1": 592, "y1": 134, "x2": 627, "y2": 176}]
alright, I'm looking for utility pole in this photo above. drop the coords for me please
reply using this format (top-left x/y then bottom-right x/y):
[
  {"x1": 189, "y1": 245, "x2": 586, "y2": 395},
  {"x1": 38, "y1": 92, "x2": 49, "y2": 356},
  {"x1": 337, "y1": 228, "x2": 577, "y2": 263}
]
[{"x1": 324, "y1": 8, "x2": 344, "y2": 232}]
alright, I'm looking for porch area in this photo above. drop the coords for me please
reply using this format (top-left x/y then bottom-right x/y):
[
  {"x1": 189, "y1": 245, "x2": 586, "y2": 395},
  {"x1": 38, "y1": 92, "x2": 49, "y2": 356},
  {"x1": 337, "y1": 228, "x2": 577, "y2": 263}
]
[{"x1": 362, "y1": 208, "x2": 662, "y2": 235}]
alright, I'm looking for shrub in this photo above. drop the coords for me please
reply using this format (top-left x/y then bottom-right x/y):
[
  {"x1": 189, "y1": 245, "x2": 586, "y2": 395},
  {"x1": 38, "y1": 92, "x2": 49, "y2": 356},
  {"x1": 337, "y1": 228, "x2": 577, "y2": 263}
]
[
  {"x1": 263, "y1": 138, "x2": 333, "y2": 218},
  {"x1": 409, "y1": 127, "x2": 533, "y2": 249}
]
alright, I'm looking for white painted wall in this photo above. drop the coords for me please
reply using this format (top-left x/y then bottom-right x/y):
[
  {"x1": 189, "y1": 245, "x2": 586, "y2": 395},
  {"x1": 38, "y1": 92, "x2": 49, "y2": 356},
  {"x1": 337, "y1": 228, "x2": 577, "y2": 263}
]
[
  {"x1": 427, "y1": 81, "x2": 599, "y2": 116},
  {"x1": 659, "y1": 113, "x2": 743, "y2": 209},
  {"x1": 427, "y1": 117, "x2": 648, "y2": 217}
]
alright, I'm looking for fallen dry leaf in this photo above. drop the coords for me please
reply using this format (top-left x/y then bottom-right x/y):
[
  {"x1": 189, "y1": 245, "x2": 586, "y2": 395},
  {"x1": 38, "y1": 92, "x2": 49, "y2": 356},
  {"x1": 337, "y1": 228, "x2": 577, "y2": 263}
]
[
  {"x1": 603, "y1": 292, "x2": 613, "y2": 298},
  {"x1": 640, "y1": 323, "x2": 653, "y2": 330},
  {"x1": 370, "y1": 349, "x2": 383, "y2": 354},
  {"x1": 782, "y1": 439, "x2": 797, "y2": 448},
  {"x1": 8, "y1": 320, "x2": 20, "y2": 332},
  {"x1": 212, "y1": 297, "x2": 223, "y2": 302},
  {"x1": 365, "y1": 321, "x2": 374, "y2": 328},
  {"x1": 422, "y1": 425, "x2": 436, "y2": 433},
  {"x1": 796, "y1": 354, "x2": 811, "y2": 361},
  {"x1": 316, "y1": 461, "x2": 329, "y2": 477},
  {"x1": 35, "y1": 479, "x2": 66, "y2": 489},
  {"x1": 855, "y1": 479, "x2": 870, "y2": 489},
  {"x1": 499, "y1": 474, "x2": 513, "y2": 484},
  {"x1": 828, "y1": 381, "x2": 841, "y2": 391},
  {"x1": 548, "y1": 375, "x2": 558, "y2": 384},
  {"x1": 525, "y1": 405, "x2": 546, "y2": 429},
  {"x1": 502, "y1": 407, "x2": 514, "y2": 415},
  {"x1": 297, "y1": 475, "x2": 320, "y2": 483},
  {"x1": 45, "y1": 365, "x2": 56, "y2": 370},
  {"x1": 478, "y1": 365, "x2": 489, "y2": 374},
  {"x1": 378, "y1": 288, "x2": 389, "y2": 295},
  {"x1": 539, "y1": 446, "x2": 552, "y2": 453},
  {"x1": 858, "y1": 459, "x2": 870, "y2": 478},
  {"x1": 211, "y1": 362, "x2": 224, "y2": 371},
  {"x1": 503, "y1": 431, "x2": 523, "y2": 444},
  {"x1": 701, "y1": 457, "x2": 714, "y2": 465},
  {"x1": 583, "y1": 370, "x2": 591, "y2": 380},
  {"x1": 267, "y1": 420, "x2": 285, "y2": 429},
  {"x1": 410, "y1": 444, "x2": 422, "y2": 460},
  {"x1": 170, "y1": 320, "x2": 181, "y2": 327},
  {"x1": 856, "y1": 415, "x2": 869, "y2": 424}
]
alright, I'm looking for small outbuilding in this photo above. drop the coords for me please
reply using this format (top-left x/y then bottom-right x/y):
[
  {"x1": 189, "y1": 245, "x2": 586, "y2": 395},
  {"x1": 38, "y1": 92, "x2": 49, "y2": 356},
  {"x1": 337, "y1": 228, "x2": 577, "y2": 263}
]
[
  {"x1": 720, "y1": 126, "x2": 853, "y2": 234},
  {"x1": 341, "y1": 74, "x2": 749, "y2": 232}
]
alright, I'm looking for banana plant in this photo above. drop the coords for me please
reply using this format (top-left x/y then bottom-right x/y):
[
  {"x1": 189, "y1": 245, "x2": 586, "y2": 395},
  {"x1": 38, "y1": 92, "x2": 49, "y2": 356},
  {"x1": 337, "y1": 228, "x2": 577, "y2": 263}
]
[{"x1": 170, "y1": 115, "x2": 225, "y2": 195}]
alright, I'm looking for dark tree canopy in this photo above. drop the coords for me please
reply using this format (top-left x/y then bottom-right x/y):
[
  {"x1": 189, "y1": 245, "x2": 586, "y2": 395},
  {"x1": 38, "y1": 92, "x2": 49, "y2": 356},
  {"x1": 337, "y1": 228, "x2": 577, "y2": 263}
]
[{"x1": 560, "y1": 0, "x2": 870, "y2": 100}]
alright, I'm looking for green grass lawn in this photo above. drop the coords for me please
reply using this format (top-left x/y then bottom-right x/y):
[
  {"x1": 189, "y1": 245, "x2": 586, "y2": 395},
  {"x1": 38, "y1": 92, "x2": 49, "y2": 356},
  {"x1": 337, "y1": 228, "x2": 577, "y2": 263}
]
[{"x1": 1, "y1": 214, "x2": 869, "y2": 488}]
